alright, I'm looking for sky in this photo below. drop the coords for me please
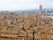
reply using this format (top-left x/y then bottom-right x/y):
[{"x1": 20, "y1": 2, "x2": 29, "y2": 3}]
[{"x1": 0, "y1": 0, "x2": 53, "y2": 11}]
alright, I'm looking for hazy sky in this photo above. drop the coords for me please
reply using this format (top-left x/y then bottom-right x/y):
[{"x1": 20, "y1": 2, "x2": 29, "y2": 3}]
[{"x1": 0, "y1": 0, "x2": 53, "y2": 11}]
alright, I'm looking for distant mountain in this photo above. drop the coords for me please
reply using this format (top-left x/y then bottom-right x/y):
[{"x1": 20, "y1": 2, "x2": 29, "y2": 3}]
[
  {"x1": 12, "y1": 9, "x2": 38, "y2": 13},
  {"x1": 43, "y1": 8, "x2": 53, "y2": 13},
  {"x1": 11, "y1": 9, "x2": 53, "y2": 13}
]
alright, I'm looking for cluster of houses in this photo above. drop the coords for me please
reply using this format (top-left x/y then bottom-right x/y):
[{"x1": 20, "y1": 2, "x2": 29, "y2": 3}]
[{"x1": 0, "y1": 5, "x2": 53, "y2": 40}]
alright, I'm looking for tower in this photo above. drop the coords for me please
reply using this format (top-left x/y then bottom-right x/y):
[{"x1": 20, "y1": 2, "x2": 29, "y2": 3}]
[
  {"x1": 37, "y1": 5, "x2": 43, "y2": 26},
  {"x1": 39, "y1": 5, "x2": 42, "y2": 14}
]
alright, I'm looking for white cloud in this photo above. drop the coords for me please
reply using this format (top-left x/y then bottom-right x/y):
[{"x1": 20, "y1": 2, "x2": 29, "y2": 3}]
[
  {"x1": 4, "y1": 0, "x2": 14, "y2": 2},
  {"x1": 0, "y1": 0, "x2": 53, "y2": 10}
]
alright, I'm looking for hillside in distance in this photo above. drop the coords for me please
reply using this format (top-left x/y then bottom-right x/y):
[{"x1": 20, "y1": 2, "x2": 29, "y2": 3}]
[{"x1": 12, "y1": 8, "x2": 53, "y2": 13}]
